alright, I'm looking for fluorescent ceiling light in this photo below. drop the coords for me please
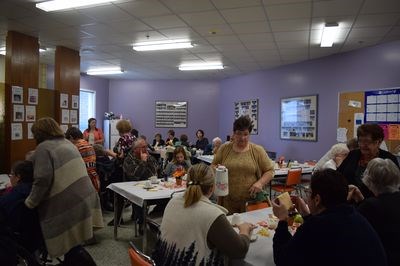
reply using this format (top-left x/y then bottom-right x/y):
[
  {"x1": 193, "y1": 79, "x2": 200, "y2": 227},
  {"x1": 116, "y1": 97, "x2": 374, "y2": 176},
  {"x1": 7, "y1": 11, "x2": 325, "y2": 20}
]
[
  {"x1": 0, "y1": 47, "x2": 5, "y2": 55},
  {"x1": 36, "y1": 0, "x2": 117, "y2": 12},
  {"x1": 87, "y1": 67, "x2": 124, "y2": 75},
  {"x1": 133, "y1": 39, "x2": 193, "y2": 51},
  {"x1": 39, "y1": 47, "x2": 47, "y2": 52},
  {"x1": 320, "y1": 23, "x2": 339, "y2": 47},
  {"x1": 179, "y1": 62, "x2": 224, "y2": 71}
]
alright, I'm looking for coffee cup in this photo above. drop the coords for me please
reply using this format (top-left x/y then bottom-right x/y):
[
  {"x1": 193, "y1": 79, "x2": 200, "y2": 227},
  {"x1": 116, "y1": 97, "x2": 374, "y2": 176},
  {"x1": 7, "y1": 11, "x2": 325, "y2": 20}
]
[
  {"x1": 150, "y1": 176, "x2": 158, "y2": 184},
  {"x1": 231, "y1": 213, "x2": 242, "y2": 225},
  {"x1": 144, "y1": 181, "x2": 151, "y2": 188}
]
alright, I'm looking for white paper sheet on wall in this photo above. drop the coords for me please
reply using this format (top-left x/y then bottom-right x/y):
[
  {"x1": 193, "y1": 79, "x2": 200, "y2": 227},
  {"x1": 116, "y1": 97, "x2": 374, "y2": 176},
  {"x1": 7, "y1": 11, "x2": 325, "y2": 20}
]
[{"x1": 337, "y1": 128, "x2": 348, "y2": 142}]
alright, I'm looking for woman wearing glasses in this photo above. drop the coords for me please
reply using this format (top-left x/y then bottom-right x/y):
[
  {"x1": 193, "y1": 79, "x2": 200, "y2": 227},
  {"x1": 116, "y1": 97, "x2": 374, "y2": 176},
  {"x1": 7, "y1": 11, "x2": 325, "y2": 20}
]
[{"x1": 338, "y1": 124, "x2": 399, "y2": 198}]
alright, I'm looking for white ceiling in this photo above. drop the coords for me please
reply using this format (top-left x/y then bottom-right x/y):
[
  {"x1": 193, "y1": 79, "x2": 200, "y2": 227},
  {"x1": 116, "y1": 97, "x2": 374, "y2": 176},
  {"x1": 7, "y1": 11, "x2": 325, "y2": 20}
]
[{"x1": 0, "y1": 0, "x2": 399, "y2": 80}]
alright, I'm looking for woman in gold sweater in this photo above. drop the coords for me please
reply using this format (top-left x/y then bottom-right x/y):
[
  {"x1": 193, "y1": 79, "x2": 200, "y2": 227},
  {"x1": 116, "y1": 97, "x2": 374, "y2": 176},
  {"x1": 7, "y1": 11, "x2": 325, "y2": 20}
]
[{"x1": 212, "y1": 116, "x2": 275, "y2": 214}]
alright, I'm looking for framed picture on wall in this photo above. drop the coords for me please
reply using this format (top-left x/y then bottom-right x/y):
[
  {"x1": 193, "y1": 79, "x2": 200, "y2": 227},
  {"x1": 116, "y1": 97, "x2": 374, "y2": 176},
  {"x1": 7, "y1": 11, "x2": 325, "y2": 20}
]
[
  {"x1": 155, "y1": 101, "x2": 187, "y2": 128},
  {"x1": 234, "y1": 99, "x2": 258, "y2": 135},
  {"x1": 280, "y1": 95, "x2": 318, "y2": 141}
]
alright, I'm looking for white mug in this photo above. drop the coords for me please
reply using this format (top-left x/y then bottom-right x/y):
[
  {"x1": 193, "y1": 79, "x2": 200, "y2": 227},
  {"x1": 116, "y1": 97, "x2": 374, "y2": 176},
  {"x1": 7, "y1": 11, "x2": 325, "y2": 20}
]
[
  {"x1": 231, "y1": 213, "x2": 242, "y2": 225},
  {"x1": 144, "y1": 181, "x2": 151, "y2": 188},
  {"x1": 150, "y1": 176, "x2": 158, "y2": 184}
]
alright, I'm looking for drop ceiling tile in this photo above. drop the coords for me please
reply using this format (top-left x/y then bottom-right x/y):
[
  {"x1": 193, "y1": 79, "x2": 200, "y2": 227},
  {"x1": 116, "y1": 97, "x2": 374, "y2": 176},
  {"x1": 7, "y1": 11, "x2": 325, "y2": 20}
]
[
  {"x1": 263, "y1": 0, "x2": 311, "y2": 6},
  {"x1": 212, "y1": 0, "x2": 261, "y2": 9},
  {"x1": 129, "y1": 30, "x2": 168, "y2": 42},
  {"x1": 48, "y1": 11, "x2": 96, "y2": 26},
  {"x1": 78, "y1": 5, "x2": 132, "y2": 22},
  {"x1": 196, "y1": 52, "x2": 223, "y2": 60},
  {"x1": 107, "y1": 19, "x2": 152, "y2": 33},
  {"x1": 273, "y1": 30, "x2": 309, "y2": 42},
  {"x1": 269, "y1": 18, "x2": 310, "y2": 32},
  {"x1": 353, "y1": 14, "x2": 400, "y2": 28},
  {"x1": 214, "y1": 43, "x2": 247, "y2": 51},
  {"x1": 281, "y1": 53, "x2": 308, "y2": 61},
  {"x1": 341, "y1": 38, "x2": 380, "y2": 51},
  {"x1": 238, "y1": 33, "x2": 274, "y2": 43},
  {"x1": 190, "y1": 44, "x2": 219, "y2": 53},
  {"x1": 0, "y1": 2, "x2": 37, "y2": 19},
  {"x1": 181, "y1": 11, "x2": 226, "y2": 26},
  {"x1": 361, "y1": 0, "x2": 400, "y2": 14},
  {"x1": 313, "y1": 0, "x2": 363, "y2": 17},
  {"x1": 117, "y1": 0, "x2": 172, "y2": 18},
  {"x1": 230, "y1": 21, "x2": 271, "y2": 34},
  {"x1": 206, "y1": 35, "x2": 241, "y2": 44},
  {"x1": 276, "y1": 41, "x2": 308, "y2": 49},
  {"x1": 250, "y1": 50, "x2": 281, "y2": 60},
  {"x1": 162, "y1": 0, "x2": 215, "y2": 13},
  {"x1": 191, "y1": 24, "x2": 234, "y2": 36},
  {"x1": 79, "y1": 23, "x2": 116, "y2": 36},
  {"x1": 220, "y1": 7, "x2": 266, "y2": 23},
  {"x1": 143, "y1": 15, "x2": 187, "y2": 29},
  {"x1": 19, "y1": 15, "x2": 68, "y2": 30},
  {"x1": 244, "y1": 42, "x2": 277, "y2": 49},
  {"x1": 158, "y1": 27, "x2": 201, "y2": 39},
  {"x1": 347, "y1": 26, "x2": 392, "y2": 39},
  {"x1": 265, "y1": 2, "x2": 311, "y2": 20}
]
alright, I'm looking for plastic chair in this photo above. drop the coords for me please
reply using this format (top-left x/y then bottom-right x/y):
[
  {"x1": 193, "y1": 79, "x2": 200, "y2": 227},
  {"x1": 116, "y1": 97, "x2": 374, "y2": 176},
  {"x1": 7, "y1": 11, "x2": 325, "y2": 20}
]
[
  {"x1": 271, "y1": 168, "x2": 302, "y2": 196},
  {"x1": 245, "y1": 200, "x2": 270, "y2": 212},
  {"x1": 128, "y1": 241, "x2": 155, "y2": 266}
]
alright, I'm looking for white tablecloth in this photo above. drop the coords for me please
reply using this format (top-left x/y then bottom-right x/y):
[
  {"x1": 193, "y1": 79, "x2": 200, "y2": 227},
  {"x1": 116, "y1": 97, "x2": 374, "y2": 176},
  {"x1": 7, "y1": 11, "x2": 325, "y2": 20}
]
[
  {"x1": 229, "y1": 208, "x2": 276, "y2": 266},
  {"x1": 107, "y1": 180, "x2": 185, "y2": 207},
  {"x1": 197, "y1": 155, "x2": 214, "y2": 164}
]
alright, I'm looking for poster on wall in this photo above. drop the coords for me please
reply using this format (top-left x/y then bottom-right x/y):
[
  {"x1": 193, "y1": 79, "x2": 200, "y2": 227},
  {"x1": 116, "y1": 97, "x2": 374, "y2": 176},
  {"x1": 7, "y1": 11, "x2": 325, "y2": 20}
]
[
  {"x1": 234, "y1": 99, "x2": 258, "y2": 135},
  {"x1": 72, "y1": 95, "x2": 79, "y2": 109},
  {"x1": 11, "y1": 123, "x2": 23, "y2": 140},
  {"x1": 62, "y1": 109, "x2": 70, "y2": 124},
  {"x1": 280, "y1": 95, "x2": 318, "y2": 141},
  {"x1": 70, "y1": 110, "x2": 78, "y2": 124},
  {"x1": 26, "y1": 105, "x2": 36, "y2": 122},
  {"x1": 155, "y1": 101, "x2": 187, "y2": 128},
  {"x1": 27, "y1": 123, "x2": 34, "y2": 139},
  {"x1": 60, "y1": 93, "x2": 68, "y2": 108},
  {"x1": 364, "y1": 87, "x2": 400, "y2": 123},
  {"x1": 28, "y1": 88, "x2": 38, "y2": 105},
  {"x1": 13, "y1": 105, "x2": 25, "y2": 122},
  {"x1": 12, "y1": 86, "x2": 23, "y2": 104}
]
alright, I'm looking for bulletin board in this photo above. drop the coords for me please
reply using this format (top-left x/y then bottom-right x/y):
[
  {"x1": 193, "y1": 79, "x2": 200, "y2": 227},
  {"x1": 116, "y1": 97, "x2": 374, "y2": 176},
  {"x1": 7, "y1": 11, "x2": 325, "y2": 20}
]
[
  {"x1": 280, "y1": 95, "x2": 318, "y2": 141},
  {"x1": 234, "y1": 99, "x2": 258, "y2": 135},
  {"x1": 155, "y1": 101, "x2": 187, "y2": 128},
  {"x1": 338, "y1": 87, "x2": 400, "y2": 153}
]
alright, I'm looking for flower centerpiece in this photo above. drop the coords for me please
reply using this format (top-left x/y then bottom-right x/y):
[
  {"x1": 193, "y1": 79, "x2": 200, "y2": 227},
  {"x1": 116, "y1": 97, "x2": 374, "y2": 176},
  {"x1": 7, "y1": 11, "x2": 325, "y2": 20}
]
[{"x1": 172, "y1": 166, "x2": 185, "y2": 186}]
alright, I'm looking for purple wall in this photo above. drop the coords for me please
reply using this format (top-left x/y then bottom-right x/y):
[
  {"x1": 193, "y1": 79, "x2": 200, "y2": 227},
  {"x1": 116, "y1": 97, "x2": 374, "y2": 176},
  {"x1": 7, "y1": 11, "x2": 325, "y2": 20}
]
[
  {"x1": 219, "y1": 41, "x2": 400, "y2": 162},
  {"x1": 80, "y1": 75, "x2": 109, "y2": 130},
  {"x1": 108, "y1": 79, "x2": 219, "y2": 144}
]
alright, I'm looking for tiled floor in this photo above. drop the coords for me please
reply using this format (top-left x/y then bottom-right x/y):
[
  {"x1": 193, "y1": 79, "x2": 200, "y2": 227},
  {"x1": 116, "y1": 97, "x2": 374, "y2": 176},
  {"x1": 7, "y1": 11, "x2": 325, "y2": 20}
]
[{"x1": 85, "y1": 208, "x2": 158, "y2": 266}]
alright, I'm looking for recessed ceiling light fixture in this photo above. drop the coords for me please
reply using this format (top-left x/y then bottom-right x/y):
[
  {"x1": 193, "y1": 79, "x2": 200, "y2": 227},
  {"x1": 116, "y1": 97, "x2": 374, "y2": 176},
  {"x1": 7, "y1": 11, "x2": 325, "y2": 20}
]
[
  {"x1": 0, "y1": 47, "x2": 5, "y2": 55},
  {"x1": 133, "y1": 39, "x2": 193, "y2": 51},
  {"x1": 179, "y1": 62, "x2": 224, "y2": 71},
  {"x1": 87, "y1": 67, "x2": 124, "y2": 75},
  {"x1": 320, "y1": 22, "x2": 339, "y2": 47},
  {"x1": 36, "y1": 0, "x2": 118, "y2": 12}
]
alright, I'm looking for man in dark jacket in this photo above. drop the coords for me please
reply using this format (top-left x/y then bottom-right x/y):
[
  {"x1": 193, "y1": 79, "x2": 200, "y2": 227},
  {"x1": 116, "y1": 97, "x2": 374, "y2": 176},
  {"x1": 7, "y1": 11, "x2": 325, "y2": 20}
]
[{"x1": 272, "y1": 169, "x2": 387, "y2": 266}]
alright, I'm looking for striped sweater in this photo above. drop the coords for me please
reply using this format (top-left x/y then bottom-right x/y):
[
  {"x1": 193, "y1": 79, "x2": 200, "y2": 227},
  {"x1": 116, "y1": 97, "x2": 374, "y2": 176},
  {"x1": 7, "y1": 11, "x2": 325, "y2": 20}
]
[{"x1": 25, "y1": 138, "x2": 103, "y2": 257}]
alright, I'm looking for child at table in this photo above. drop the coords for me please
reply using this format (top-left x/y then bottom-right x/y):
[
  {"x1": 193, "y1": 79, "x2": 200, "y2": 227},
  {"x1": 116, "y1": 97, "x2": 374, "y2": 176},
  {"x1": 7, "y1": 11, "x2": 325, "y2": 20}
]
[{"x1": 164, "y1": 147, "x2": 192, "y2": 177}]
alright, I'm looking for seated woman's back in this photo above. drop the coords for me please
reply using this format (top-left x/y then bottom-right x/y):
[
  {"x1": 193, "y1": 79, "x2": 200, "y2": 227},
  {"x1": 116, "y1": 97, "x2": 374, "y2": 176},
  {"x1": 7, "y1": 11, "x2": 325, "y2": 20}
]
[{"x1": 153, "y1": 164, "x2": 253, "y2": 265}]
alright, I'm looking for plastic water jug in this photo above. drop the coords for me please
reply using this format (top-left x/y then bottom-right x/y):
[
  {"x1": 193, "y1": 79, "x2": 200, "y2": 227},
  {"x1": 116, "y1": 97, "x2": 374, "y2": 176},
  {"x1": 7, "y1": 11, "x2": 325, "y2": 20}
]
[{"x1": 215, "y1": 165, "x2": 229, "y2": 196}]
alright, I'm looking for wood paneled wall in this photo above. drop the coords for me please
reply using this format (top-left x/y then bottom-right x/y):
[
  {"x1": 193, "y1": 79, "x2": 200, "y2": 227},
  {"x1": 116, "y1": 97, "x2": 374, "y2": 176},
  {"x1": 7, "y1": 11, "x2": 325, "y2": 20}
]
[
  {"x1": 54, "y1": 46, "x2": 80, "y2": 124},
  {"x1": 3, "y1": 31, "x2": 39, "y2": 172}
]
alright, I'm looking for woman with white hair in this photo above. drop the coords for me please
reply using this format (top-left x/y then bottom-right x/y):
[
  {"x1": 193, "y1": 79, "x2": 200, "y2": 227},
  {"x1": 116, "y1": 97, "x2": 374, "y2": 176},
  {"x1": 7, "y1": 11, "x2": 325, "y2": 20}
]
[
  {"x1": 348, "y1": 158, "x2": 400, "y2": 266},
  {"x1": 314, "y1": 143, "x2": 349, "y2": 171}
]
